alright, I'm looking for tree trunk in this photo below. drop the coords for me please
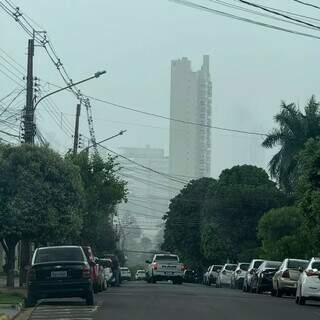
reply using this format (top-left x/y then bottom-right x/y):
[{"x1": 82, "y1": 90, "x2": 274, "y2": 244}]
[
  {"x1": 6, "y1": 241, "x2": 17, "y2": 288},
  {"x1": 19, "y1": 240, "x2": 31, "y2": 288}
]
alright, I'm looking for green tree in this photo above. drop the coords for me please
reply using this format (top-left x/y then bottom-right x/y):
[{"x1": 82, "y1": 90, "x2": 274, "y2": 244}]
[
  {"x1": 202, "y1": 165, "x2": 287, "y2": 262},
  {"x1": 258, "y1": 206, "x2": 312, "y2": 260},
  {"x1": 70, "y1": 152, "x2": 127, "y2": 256},
  {"x1": 162, "y1": 177, "x2": 216, "y2": 268},
  {"x1": 295, "y1": 137, "x2": 320, "y2": 251},
  {"x1": 0, "y1": 144, "x2": 84, "y2": 287},
  {"x1": 262, "y1": 96, "x2": 320, "y2": 192}
]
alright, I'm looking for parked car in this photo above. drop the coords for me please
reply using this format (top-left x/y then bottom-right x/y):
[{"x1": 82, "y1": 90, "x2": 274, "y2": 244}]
[
  {"x1": 243, "y1": 259, "x2": 264, "y2": 292},
  {"x1": 296, "y1": 257, "x2": 320, "y2": 305},
  {"x1": 231, "y1": 263, "x2": 249, "y2": 289},
  {"x1": 203, "y1": 266, "x2": 211, "y2": 285},
  {"x1": 272, "y1": 258, "x2": 309, "y2": 297},
  {"x1": 146, "y1": 253, "x2": 184, "y2": 284},
  {"x1": 216, "y1": 264, "x2": 237, "y2": 288},
  {"x1": 26, "y1": 246, "x2": 95, "y2": 307},
  {"x1": 184, "y1": 269, "x2": 203, "y2": 284},
  {"x1": 82, "y1": 246, "x2": 100, "y2": 293},
  {"x1": 208, "y1": 265, "x2": 223, "y2": 286},
  {"x1": 250, "y1": 260, "x2": 281, "y2": 294},
  {"x1": 99, "y1": 258, "x2": 114, "y2": 287},
  {"x1": 103, "y1": 254, "x2": 120, "y2": 286},
  {"x1": 135, "y1": 270, "x2": 146, "y2": 281},
  {"x1": 120, "y1": 267, "x2": 132, "y2": 281}
]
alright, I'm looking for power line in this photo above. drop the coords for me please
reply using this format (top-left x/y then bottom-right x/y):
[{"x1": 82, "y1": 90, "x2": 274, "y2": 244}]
[
  {"x1": 97, "y1": 144, "x2": 188, "y2": 185},
  {"x1": 170, "y1": 0, "x2": 320, "y2": 40},
  {"x1": 237, "y1": 0, "x2": 320, "y2": 30},
  {"x1": 207, "y1": 0, "x2": 320, "y2": 28},
  {"x1": 293, "y1": 0, "x2": 320, "y2": 10},
  {"x1": 86, "y1": 94, "x2": 267, "y2": 137}
]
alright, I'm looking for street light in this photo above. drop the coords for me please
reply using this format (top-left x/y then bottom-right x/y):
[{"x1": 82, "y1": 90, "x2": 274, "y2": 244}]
[
  {"x1": 82, "y1": 130, "x2": 127, "y2": 153},
  {"x1": 33, "y1": 70, "x2": 106, "y2": 110}
]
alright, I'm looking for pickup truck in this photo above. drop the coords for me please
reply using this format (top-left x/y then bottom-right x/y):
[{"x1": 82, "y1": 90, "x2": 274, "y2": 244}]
[{"x1": 146, "y1": 253, "x2": 184, "y2": 284}]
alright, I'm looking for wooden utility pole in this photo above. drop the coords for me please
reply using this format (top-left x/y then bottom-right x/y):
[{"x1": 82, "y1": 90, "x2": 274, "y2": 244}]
[
  {"x1": 73, "y1": 103, "x2": 81, "y2": 156},
  {"x1": 20, "y1": 38, "x2": 35, "y2": 287}
]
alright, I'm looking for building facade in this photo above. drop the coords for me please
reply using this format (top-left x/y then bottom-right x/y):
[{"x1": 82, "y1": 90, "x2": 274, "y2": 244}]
[{"x1": 169, "y1": 55, "x2": 212, "y2": 179}]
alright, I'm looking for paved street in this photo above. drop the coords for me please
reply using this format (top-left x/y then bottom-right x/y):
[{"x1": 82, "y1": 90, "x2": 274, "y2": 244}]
[{"x1": 30, "y1": 281, "x2": 320, "y2": 320}]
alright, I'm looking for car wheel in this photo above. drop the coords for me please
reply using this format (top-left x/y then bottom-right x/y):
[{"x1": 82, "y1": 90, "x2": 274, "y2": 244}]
[
  {"x1": 298, "y1": 287, "x2": 306, "y2": 305},
  {"x1": 151, "y1": 277, "x2": 156, "y2": 284},
  {"x1": 271, "y1": 289, "x2": 276, "y2": 296},
  {"x1": 25, "y1": 293, "x2": 37, "y2": 308},
  {"x1": 86, "y1": 290, "x2": 95, "y2": 306},
  {"x1": 295, "y1": 295, "x2": 299, "y2": 304}
]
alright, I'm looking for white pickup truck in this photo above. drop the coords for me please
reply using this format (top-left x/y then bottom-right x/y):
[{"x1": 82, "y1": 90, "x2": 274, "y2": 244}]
[{"x1": 146, "y1": 253, "x2": 184, "y2": 284}]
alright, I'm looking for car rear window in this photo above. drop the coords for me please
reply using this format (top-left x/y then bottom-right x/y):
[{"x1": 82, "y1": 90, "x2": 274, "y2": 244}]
[
  {"x1": 253, "y1": 260, "x2": 263, "y2": 268},
  {"x1": 138, "y1": 270, "x2": 145, "y2": 274},
  {"x1": 239, "y1": 264, "x2": 249, "y2": 271},
  {"x1": 287, "y1": 260, "x2": 309, "y2": 270},
  {"x1": 155, "y1": 255, "x2": 179, "y2": 262},
  {"x1": 100, "y1": 259, "x2": 112, "y2": 268},
  {"x1": 212, "y1": 265, "x2": 222, "y2": 272},
  {"x1": 311, "y1": 262, "x2": 320, "y2": 270},
  {"x1": 121, "y1": 267, "x2": 129, "y2": 271},
  {"x1": 265, "y1": 261, "x2": 281, "y2": 269},
  {"x1": 34, "y1": 247, "x2": 85, "y2": 263},
  {"x1": 225, "y1": 265, "x2": 237, "y2": 271}
]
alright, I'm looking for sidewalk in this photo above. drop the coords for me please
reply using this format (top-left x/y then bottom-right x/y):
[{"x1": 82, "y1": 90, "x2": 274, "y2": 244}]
[{"x1": 0, "y1": 287, "x2": 25, "y2": 320}]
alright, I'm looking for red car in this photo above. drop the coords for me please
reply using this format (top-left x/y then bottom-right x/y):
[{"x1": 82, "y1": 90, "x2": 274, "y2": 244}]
[{"x1": 82, "y1": 246, "x2": 101, "y2": 293}]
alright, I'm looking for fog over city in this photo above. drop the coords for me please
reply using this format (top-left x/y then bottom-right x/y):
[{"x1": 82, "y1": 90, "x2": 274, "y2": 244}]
[{"x1": 3, "y1": 0, "x2": 319, "y2": 177}]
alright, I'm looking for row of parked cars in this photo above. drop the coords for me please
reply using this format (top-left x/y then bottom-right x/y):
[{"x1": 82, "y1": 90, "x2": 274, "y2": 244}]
[
  {"x1": 203, "y1": 257, "x2": 320, "y2": 305},
  {"x1": 25, "y1": 245, "x2": 132, "y2": 307}
]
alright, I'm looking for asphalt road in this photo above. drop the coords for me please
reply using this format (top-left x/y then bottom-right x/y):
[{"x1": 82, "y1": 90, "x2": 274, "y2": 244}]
[{"x1": 29, "y1": 282, "x2": 320, "y2": 320}]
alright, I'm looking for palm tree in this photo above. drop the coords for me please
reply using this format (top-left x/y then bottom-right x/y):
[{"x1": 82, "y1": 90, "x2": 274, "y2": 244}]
[{"x1": 262, "y1": 96, "x2": 320, "y2": 192}]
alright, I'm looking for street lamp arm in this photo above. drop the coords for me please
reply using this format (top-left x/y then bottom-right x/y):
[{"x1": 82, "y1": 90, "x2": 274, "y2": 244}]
[{"x1": 33, "y1": 70, "x2": 106, "y2": 111}]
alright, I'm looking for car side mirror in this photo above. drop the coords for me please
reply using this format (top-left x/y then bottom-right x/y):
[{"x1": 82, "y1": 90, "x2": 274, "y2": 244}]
[
  {"x1": 250, "y1": 269, "x2": 256, "y2": 274},
  {"x1": 145, "y1": 260, "x2": 151, "y2": 264}
]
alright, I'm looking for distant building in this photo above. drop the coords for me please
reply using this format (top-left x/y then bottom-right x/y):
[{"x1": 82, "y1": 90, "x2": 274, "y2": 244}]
[
  {"x1": 117, "y1": 146, "x2": 171, "y2": 240},
  {"x1": 169, "y1": 55, "x2": 212, "y2": 179}
]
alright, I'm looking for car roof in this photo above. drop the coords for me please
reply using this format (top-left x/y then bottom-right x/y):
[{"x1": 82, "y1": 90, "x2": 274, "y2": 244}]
[
  {"x1": 36, "y1": 245, "x2": 82, "y2": 250},
  {"x1": 155, "y1": 253, "x2": 177, "y2": 256}
]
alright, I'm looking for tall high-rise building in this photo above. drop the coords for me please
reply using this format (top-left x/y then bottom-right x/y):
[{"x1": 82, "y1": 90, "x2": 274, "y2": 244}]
[{"x1": 169, "y1": 55, "x2": 212, "y2": 179}]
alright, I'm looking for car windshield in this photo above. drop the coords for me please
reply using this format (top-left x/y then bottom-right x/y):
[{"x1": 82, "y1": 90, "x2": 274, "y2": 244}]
[
  {"x1": 155, "y1": 255, "x2": 178, "y2": 262},
  {"x1": 287, "y1": 260, "x2": 309, "y2": 270},
  {"x1": 239, "y1": 264, "x2": 249, "y2": 271},
  {"x1": 34, "y1": 247, "x2": 84, "y2": 263},
  {"x1": 225, "y1": 265, "x2": 237, "y2": 271},
  {"x1": 121, "y1": 268, "x2": 129, "y2": 271}
]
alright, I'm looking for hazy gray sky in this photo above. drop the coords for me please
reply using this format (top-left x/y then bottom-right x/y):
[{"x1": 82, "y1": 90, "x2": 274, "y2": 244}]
[{"x1": 1, "y1": 0, "x2": 320, "y2": 178}]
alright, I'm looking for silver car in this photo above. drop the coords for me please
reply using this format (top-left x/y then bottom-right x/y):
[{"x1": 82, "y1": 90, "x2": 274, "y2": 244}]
[
  {"x1": 231, "y1": 263, "x2": 249, "y2": 289},
  {"x1": 243, "y1": 259, "x2": 264, "y2": 292},
  {"x1": 272, "y1": 258, "x2": 309, "y2": 297}
]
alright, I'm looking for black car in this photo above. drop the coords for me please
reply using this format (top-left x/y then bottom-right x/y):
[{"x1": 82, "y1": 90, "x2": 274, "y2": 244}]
[
  {"x1": 250, "y1": 260, "x2": 281, "y2": 294},
  {"x1": 26, "y1": 246, "x2": 95, "y2": 307}
]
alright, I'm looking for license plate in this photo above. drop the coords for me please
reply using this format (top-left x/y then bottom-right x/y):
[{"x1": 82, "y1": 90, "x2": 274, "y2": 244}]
[
  {"x1": 164, "y1": 272, "x2": 174, "y2": 275},
  {"x1": 51, "y1": 271, "x2": 67, "y2": 278}
]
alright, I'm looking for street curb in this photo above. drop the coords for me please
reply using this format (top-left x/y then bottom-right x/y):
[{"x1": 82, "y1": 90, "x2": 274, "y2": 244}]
[{"x1": 0, "y1": 302, "x2": 23, "y2": 320}]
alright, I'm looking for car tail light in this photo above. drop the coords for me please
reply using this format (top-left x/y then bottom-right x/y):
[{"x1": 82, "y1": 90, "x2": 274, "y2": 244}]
[
  {"x1": 152, "y1": 263, "x2": 159, "y2": 270},
  {"x1": 282, "y1": 270, "x2": 290, "y2": 278},
  {"x1": 306, "y1": 269, "x2": 319, "y2": 277},
  {"x1": 181, "y1": 265, "x2": 186, "y2": 272},
  {"x1": 82, "y1": 265, "x2": 91, "y2": 278}
]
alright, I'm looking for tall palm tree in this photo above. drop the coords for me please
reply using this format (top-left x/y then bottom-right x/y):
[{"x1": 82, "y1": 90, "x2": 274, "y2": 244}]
[{"x1": 262, "y1": 96, "x2": 320, "y2": 192}]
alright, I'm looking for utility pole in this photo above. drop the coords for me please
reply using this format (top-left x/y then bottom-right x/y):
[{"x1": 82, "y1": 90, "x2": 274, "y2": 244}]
[
  {"x1": 20, "y1": 38, "x2": 35, "y2": 287},
  {"x1": 23, "y1": 38, "x2": 35, "y2": 144},
  {"x1": 73, "y1": 103, "x2": 81, "y2": 156}
]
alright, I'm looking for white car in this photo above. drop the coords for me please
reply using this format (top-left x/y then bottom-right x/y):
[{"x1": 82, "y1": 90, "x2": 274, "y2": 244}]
[
  {"x1": 216, "y1": 264, "x2": 237, "y2": 288},
  {"x1": 135, "y1": 270, "x2": 146, "y2": 281},
  {"x1": 99, "y1": 258, "x2": 114, "y2": 286},
  {"x1": 231, "y1": 263, "x2": 250, "y2": 289},
  {"x1": 120, "y1": 267, "x2": 132, "y2": 281},
  {"x1": 296, "y1": 258, "x2": 320, "y2": 305}
]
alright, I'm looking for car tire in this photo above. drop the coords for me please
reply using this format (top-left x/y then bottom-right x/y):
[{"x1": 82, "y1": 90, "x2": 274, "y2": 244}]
[
  {"x1": 271, "y1": 289, "x2": 276, "y2": 296},
  {"x1": 298, "y1": 296, "x2": 306, "y2": 305},
  {"x1": 295, "y1": 295, "x2": 299, "y2": 304},
  {"x1": 151, "y1": 277, "x2": 156, "y2": 284},
  {"x1": 86, "y1": 290, "x2": 95, "y2": 306},
  {"x1": 25, "y1": 293, "x2": 37, "y2": 308}
]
